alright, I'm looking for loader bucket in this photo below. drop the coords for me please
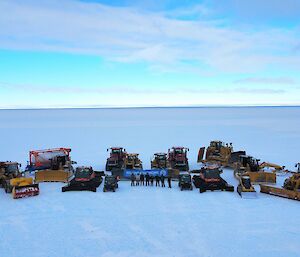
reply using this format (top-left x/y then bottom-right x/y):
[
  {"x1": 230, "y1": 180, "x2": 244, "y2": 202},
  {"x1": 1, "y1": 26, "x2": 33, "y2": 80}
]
[
  {"x1": 12, "y1": 184, "x2": 39, "y2": 199},
  {"x1": 247, "y1": 172, "x2": 276, "y2": 184},
  {"x1": 35, "y1": 170, "x2": 71, "y2": 183},
  {"x1": 197, "y1": 147, "x2": 205, "y2": 163}
]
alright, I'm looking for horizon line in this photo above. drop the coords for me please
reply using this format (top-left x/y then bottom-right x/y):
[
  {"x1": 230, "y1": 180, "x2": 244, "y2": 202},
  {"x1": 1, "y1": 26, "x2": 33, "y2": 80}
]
[{"x1": 1, "y1": 104, "x2": 300, "y2": 111}]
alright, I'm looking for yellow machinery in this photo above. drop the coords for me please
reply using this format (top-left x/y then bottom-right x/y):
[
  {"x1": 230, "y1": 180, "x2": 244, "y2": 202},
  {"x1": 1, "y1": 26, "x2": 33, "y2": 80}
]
[
  {"x1": 260, "y1": 173, "x2": 300, "y2": 201},
  {"x1": 237, "y1": 175, "x2": 256, "y2": 198},
  {"x1": 26, "y1": 148, "x2": 75, "y2": 183},
  {"x1": 35, "y1": 169, "x2": 71, "y2": 183},
  {"x1": 10, "y1": 177, "x2": 39, "y2": 199},
  {"x1": 0, "y1": 162, "x2": 39, "y2": 199},
  {"x1": 125, "y1": 153, "x2": 143, "y2": 169},
  {"x1": 234, "y1": 155, "x2": 277, "y2": 184},
  {"x1": 151, "y1": 153, "x2": 168, "y2": 169},
  {"x1": 198, "y1": 141, "x2": 245, "y2": 167}
]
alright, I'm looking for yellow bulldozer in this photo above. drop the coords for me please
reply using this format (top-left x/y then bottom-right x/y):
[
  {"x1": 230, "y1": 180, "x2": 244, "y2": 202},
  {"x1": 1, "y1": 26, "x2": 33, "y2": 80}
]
[
  {"x1": 260, "y1": 173, "x2": 300, "y2": 201},
  {"x1": 233, "y1": 155, "x2": 280, "y2": 184},
  {"x1": 236, "y1": 175, "x2": 256, "y2": 198},
  {"x1": 125, "y1": 153, "x2": 143, "y2": 170},
  {"x1": 0, "y1": 162, "x2": 39, "y2": 199},
  {"x1": 198, "y1": 140, "x2": 246, "y2": 167}
]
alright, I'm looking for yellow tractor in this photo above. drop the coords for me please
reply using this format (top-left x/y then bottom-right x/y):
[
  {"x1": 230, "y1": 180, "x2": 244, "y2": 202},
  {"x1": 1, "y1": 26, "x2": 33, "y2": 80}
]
[
  {"x1": 125, "y1": 153, "x2": 143, "y2": 170},
  {"x1": 234, "y1": 155, "x2": 277, "y2": 184},
  {"x1": 198, "y1": 140, "x2": 246, "y2": 167},
  {"x1": 151, "y1": 153, "x2": 168, "y2": 169},
  {"x1": 237, "y1": 175, "x2": 256, "y2": 198},
  {"x1": 0, "y1": 162, "x2": 39, "y2": 199},
  {"x1": 260, "y1": 173, "x2": 300, "y2": 201}
]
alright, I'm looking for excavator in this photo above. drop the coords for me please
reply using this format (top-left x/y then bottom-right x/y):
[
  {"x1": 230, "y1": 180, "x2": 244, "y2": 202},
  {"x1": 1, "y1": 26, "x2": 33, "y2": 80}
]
[
  {"x1": 198, "y1": 141, "x2": 246, "y2": 167},
  {"x1": 233, "y1": 155, "x2": 284, "y2": 184},
  {"x1": 260, "y1": 172, "x2": 300, "y2": 201},
  {"x1": 0, "y1": 162, "x2": 39, "y2": 199}
]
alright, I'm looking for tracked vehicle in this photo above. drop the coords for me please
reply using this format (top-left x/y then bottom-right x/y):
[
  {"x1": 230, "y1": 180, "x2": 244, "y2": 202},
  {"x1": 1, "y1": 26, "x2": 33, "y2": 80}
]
[
  {"x1": 106, "y1": 147, "x2": 127, "y2": 171},
  {"x1": 26, "y1": 148, "x2": 75, "y2": 183},
  {"x1": 151, "y1": 153, "x2": 168, "y2": 169},
  {"x1": 168, "y1": 147, "x2": 189, "y2": 171},
  {"x1": 125, "y1": 153, "x2": 143, "y2": 170},
  {"x1": 62, "y1": 166, "x2": 102, "y2": 192},
  {"x1": 234, "y1": 155, "x2": 277, "y2": 184},
  {"x1": 193, "y1": 167, "x2": 234, "y2": 193},
  {"x1": 198, "y1": 141, "x2": 246, "y2": 167},
  {"x1": 237, "y1": 175, "x2": 256, "y2": 198},
  {"x1": 260, "y1": 173, "x2": 300, "y2": 201}
]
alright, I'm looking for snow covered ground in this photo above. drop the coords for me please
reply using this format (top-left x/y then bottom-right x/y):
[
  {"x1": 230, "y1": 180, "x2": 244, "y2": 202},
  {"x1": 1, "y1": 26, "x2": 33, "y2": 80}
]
[{"x1": 0, "y1": 107, "x2": 300, "y2": 257}]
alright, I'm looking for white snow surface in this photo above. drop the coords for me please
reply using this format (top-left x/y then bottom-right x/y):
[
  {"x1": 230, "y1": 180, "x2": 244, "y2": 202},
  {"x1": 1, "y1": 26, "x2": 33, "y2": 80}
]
[{"x1": 0, "y1": 107, "x2": 300, "y2": 257}]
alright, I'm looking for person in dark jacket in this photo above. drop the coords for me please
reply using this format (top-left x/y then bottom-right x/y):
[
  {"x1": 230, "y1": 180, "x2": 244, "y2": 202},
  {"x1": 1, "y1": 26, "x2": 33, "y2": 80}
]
[
  {"x1": 145, "y1": 173, "x2": 150, "y2": 186},
  {"x1": 155, "y1": 175, "x2": 160, "y2": 186},
  {"x1": 150, "y1": 175, "x2": 154, "y2": 186},
  {"x1": 161, "y1": 174, "x2": 165, "y2": 187},
  {"x1": 140, "y1": 173, "x2": 145, "y2": 186},
  {"x1": 130, "y1": 173, "x2": 136, "y2": 186},
  {"x1": 167, "y1": 175, "x2": 172, "y2": 188}
]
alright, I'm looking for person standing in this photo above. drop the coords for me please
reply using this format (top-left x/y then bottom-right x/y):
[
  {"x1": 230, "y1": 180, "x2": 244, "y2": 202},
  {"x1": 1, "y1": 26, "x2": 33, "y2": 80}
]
[
  {"x1": 167, "y1": 175, "x2": 172, "y2": 188},
  {"x1": 140, "y1": 173, "x2": 145, "y2": 186},
  {"x1": 155, "y1": 174, "x2": 160, "y2": 186},
  {"x1": 150, "y1": 175, "x2": 154, "y2": 186},
  {"x1": 130, "y1": 173, "x2": 136, "y2": 186},
  {"x1": 145, "y1": 173, "x2": 150, "y2": 186},
  {"x1": 161, "y1": 174, "x2": 165, "y2": 187},
  {"x1": 136, "y1": 173, "x2": 140, "y2": 186}
]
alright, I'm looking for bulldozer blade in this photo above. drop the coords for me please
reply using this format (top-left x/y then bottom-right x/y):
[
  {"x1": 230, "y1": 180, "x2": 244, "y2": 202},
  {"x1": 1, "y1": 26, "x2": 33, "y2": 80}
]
[
  {"x1": 260, "y1": 185, "x2": 300, "y2": 201},
  {"x1": 197, "y1": 147, "x2": 205, "y2": 163},
  {"x1": 12, "y1": 184, "x2": 39, "y2": 199},
  {"x1": 247, "y1": 172, "x2": 276, "y2": 184},
  {"x1": 35, "y1": 170, "x2": 71, "y2": 183}
]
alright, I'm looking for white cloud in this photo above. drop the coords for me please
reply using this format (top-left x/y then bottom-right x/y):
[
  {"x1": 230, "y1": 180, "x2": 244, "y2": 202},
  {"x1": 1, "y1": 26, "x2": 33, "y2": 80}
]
[{"x1": 0, "y1": 0, "x2": 300, "y2": 74}]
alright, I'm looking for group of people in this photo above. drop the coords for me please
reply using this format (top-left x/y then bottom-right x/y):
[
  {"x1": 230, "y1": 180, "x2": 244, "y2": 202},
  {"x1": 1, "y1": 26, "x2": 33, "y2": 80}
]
[{"x1": 130, "y1": 173, "x2": 172, "y2": 188}]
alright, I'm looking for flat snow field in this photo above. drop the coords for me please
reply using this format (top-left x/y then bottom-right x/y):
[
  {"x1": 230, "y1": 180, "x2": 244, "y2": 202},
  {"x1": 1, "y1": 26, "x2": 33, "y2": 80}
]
[{"x1": 0, "y1": 107, "x2": 300, "y2": 257}]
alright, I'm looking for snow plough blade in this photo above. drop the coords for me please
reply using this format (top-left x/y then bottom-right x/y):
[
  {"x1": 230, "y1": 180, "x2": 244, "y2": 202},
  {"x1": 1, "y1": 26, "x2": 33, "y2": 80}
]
[
  {"x1": 260, "y1": 185, "x2": 300, "y2": 201},
  {"x1": 35, "y1": 170, "x2": 71, "y2": 183},
  {"x1": 247, "y1": 172, "x2": 276, "y2": 184},
  {"x1": 10, "y1": 177, "x2": 39, "y2": 199}
]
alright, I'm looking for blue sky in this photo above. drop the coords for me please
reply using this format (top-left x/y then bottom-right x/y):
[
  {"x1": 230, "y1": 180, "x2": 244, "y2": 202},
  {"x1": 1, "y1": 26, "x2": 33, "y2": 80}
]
[{"x1": 0, "y1": 0, "x2": 300, "y2": 108}]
